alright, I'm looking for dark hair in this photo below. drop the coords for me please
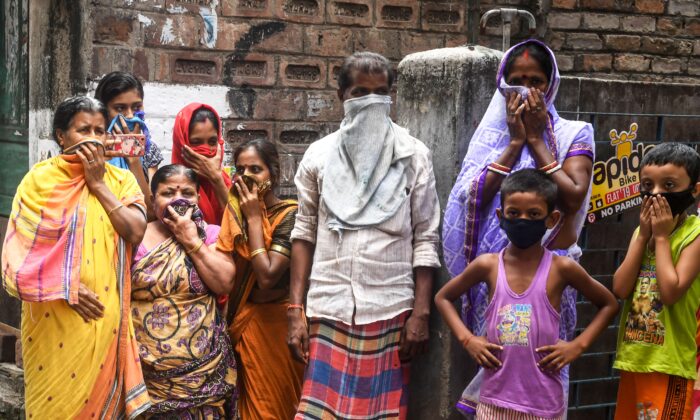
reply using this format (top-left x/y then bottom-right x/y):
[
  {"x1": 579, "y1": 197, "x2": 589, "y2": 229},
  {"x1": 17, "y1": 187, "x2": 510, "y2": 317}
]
[
  {"x1": 189, "y1": 107, "x2": 220, "y2": 136},
  {"x1": 94, "y1": 71, "x2": 144, "y2": 106},
  {"x1": 337, "y1": 52, "x2": 394, "y2": 93},
  {"x1": 503, "y1": 42, "x2": 553, "y2": 83},
  {"x1": 52, "y1": 96, "x2": 109, "y2": 143},
  {"x1": 641, "y1": 143, "x2": 700, "y2": 184},
  {"x1": 500, "y1": 168, "x2": 558, "y2": 213},
  {"x1": 151, "y1": 164, "x2": 200, "y2": 195},
  {"x1": 234, "y1": 139, "x2": 281, "y2": 187}
]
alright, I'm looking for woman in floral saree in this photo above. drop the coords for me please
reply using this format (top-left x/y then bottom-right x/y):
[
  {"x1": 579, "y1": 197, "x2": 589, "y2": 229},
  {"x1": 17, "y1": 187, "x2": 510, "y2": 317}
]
[
  {"x1": 2, "y1": 96, "x2": 150, "y2": 418},
  {"x1": 131, "y1": 164, "x2": 238, "y2": 418}
]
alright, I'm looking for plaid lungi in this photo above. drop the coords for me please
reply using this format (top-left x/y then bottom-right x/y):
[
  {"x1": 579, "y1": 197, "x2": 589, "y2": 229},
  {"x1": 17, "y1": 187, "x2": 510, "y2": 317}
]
[{"x1": 295, "y1": 312, "x2": 410, "y2": 420}]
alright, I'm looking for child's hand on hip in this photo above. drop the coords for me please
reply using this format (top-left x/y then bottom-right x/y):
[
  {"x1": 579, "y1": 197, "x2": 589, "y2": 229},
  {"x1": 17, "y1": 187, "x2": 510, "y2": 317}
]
[
  {"x1": 465, "y1": 336, "x2": 503, "y2": 369},
  {"x1": 536, "y1": 340, "x2": 584, "y2": 371}
]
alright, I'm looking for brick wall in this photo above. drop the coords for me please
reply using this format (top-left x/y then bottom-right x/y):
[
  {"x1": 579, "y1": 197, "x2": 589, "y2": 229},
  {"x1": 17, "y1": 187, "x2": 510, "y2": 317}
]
[
  {"x1": 88, "y1": 1, "x2": 699, "y2": 192},
  {"x1": 89, "y1": 0, "x2": 478, "y2": 194},
  {"x1": 546, "y1": 0, "x2": 699, "y2": 83}
]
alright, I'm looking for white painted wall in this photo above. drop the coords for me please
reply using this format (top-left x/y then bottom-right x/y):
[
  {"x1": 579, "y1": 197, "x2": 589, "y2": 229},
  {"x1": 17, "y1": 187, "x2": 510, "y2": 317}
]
[
  {"x1": 142, "y1": 81, "x2": 233, "y2": 164},
  {"x1": 30, "y1": 81, "x2": 233, "y2": 166}
]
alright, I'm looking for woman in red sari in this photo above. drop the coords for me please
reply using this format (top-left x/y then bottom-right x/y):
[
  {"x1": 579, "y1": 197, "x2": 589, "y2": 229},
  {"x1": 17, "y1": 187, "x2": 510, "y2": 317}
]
[{"x1": 172, "y1": 103, "x2": 231, "y2": 224}]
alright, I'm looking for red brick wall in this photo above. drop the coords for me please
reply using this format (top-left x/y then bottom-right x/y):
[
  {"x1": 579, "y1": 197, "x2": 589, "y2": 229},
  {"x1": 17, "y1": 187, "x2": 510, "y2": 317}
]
[
  {"x1": 90, "y1": 0, "x2": 473, "y2": 193},
  {"x1": 546, "y1": 0, "x2": 699, "y2": 83},
  {"x1": 88, "y1": 0, "x2": 698, "y2": 191}
]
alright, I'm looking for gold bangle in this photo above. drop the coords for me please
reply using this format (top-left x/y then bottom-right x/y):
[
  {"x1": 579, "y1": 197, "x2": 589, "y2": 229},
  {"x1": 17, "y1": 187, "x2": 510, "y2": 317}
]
[
  {"x1": 107, "y1": 204, "x2": 124, "y2": 216},
  {"x1": 270, "y1": 244, "x2": 291, "y2": 257},
  {"x1": 249, "y1": 248, "x2": 267, "y2": 259},
  {"x1": 186, "y1": 239, "x2": 204, "y2": 255}
]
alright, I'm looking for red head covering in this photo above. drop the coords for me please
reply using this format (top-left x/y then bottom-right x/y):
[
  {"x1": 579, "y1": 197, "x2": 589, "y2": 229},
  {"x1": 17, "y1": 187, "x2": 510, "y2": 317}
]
[{"x1": 172, "y1": 103, "x2": 232, "y2": 224}]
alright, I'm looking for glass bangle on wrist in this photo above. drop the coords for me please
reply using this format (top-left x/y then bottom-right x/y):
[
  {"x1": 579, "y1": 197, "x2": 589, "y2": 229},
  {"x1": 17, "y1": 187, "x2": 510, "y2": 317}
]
[
  {"x1": 539, "y1": 161, "x2": 558, "y2": 172},
  {"x1": 487, "y1": 162, "x2": 512, "y2": 176}
]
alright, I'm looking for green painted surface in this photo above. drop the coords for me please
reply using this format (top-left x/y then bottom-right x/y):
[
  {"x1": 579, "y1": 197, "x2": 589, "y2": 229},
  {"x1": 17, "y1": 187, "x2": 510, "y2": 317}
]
[{"x1": 0, "y1": 0, "x2": 30, "y2": 217}]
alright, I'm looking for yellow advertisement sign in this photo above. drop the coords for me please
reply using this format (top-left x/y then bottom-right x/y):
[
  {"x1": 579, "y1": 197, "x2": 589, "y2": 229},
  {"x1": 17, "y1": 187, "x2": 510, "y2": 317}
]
[{"x1": 587, "y1": 123, "x2": 654, "y2": 224}]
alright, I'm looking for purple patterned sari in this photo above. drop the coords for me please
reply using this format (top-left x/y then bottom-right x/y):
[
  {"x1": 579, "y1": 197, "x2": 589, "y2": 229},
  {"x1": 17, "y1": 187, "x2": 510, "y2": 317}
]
[{"x1": 441, "y1": 40, "x2": 594, "y2": 414}]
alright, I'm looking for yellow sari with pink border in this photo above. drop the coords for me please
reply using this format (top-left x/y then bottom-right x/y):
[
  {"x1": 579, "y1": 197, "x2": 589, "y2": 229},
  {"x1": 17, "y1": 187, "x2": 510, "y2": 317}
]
[{"x1": 2, "y1": 155, "x2": 151, "y2": 419}]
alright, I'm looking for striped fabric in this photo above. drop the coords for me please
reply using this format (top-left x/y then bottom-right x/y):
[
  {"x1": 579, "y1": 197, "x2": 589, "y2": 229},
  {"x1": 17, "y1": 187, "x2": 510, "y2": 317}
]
[
  {"x1": 477, "y1": 402, "x2": 564, "y2": 420},
  {"x1": 295, "y1": 313, "x2": 410, "y2": 420}
]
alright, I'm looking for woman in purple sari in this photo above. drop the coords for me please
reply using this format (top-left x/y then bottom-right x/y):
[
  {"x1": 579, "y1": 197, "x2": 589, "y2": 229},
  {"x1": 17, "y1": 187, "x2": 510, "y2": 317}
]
[{"x1": 442, "y1": 39, "x2": 594, "y2": 412}]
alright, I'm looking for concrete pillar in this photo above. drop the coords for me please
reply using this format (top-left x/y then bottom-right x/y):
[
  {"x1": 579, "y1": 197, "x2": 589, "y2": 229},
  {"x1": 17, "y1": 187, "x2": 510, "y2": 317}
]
[{"x1": 396, "y1": 45, "x2": 503, "y2": 420}]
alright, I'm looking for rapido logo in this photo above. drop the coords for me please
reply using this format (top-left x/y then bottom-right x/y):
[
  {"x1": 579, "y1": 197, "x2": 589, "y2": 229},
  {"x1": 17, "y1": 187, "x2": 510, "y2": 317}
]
[
  {"x1": 587, "y1": 122, "x2": 656, "y2": 223},
  {"x1": 592, "y1": 123, "x2": 654, "y2": 189}
]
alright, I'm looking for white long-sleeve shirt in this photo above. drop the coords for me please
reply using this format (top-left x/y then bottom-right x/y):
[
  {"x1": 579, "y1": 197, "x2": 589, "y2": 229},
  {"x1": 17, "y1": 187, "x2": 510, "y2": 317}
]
[{"x1": 291, "y1": 134, "x2": 441, "y2": 325}]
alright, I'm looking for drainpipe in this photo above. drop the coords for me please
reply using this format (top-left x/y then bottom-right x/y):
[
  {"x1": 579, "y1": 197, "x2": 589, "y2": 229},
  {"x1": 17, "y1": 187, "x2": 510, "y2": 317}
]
[{"x1": 467, "y1": 0, "x2": 481, "y2": 45}]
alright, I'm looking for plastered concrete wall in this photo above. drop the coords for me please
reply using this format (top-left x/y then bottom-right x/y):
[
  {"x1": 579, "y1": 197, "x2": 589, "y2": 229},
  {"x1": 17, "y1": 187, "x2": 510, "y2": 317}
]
[{"x1": 397, "y1": 45, "x2": 503, "y2": 420}]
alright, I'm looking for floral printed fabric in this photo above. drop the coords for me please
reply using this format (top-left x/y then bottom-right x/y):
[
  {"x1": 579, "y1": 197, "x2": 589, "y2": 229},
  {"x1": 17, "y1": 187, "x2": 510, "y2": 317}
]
[{"x1": 131, "y1": 226, "x2": 237, "y2": 418}]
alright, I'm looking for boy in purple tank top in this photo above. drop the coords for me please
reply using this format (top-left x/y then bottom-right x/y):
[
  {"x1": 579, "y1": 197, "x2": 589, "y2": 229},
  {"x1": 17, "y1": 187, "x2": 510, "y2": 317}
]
[{"x1": 436, "y1": 169, "x2": 618, "y2": 419}]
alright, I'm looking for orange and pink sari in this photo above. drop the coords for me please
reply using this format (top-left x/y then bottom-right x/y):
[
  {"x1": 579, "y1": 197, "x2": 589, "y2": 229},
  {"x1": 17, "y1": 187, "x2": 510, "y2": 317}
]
[{"x1": 2, "y1": 155, "x2": 150, "y2": 418}]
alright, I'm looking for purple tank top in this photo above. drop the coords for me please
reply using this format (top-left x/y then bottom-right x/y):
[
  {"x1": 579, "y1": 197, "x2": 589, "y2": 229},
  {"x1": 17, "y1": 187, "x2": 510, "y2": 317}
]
[{"x1": 479, "y1": 249, "x2": 564, "y2": 418}]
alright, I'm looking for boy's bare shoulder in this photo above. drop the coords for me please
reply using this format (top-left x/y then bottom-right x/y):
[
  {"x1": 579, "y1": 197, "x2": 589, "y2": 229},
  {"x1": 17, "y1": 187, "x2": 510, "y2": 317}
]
[
  {"x1": 471, "y1": 252, "x2": 499, "y2": 267},
  {"x1": 551, "y1": 254, "x2": 583, "y2": 274},
  {"x1": 459, "y1": 253, "x2": 499, "y2": 277}
]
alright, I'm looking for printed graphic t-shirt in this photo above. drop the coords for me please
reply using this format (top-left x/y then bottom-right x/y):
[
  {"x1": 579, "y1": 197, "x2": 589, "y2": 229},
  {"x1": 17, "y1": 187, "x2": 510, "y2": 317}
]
[{"x1": 614, "y1": 215, "x2": 700, "y2": 380}]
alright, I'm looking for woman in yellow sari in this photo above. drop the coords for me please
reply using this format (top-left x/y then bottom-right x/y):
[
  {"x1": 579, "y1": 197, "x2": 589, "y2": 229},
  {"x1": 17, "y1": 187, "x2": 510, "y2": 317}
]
[
  {"x1": 1, "y1": 96, "x2": 150, "y2": 418},
  {"x1": 217, "y1": 139, "x2": 305, "y2": 419},
  {"x1": 131, "y1": 164, "x2": 238, "y2": 418}
]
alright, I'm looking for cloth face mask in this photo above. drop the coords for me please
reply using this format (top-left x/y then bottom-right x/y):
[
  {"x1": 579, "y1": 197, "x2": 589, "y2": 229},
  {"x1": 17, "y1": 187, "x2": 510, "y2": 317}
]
[
  {"x1": 640, "y1": 189, "x2": 696, "y2": 216},
  {"x1": 239, "y1": 174, "x2": 272, "y2": 196},
  {"x1": 499, "y1": 217, "x2": 548, "y2": 249},
  {"x1": 499, "y1": 78, "x2": 530, "y2": 100},
  {"x1": 162, "y1": 198, "x2": 207, "y2": 240},
  {"x1": 62, "y1": 138, "x2": 105, "y2": 155}
]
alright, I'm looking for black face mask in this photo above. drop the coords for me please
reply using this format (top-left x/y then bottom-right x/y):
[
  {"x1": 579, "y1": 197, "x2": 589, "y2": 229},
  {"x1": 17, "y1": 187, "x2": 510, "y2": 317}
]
[
  {"x1": 640, "y1": 188, "x2": 696, "y2": 216},
  {"x1": 499, "y1": 217, "x2": 548, "y2": 249}
]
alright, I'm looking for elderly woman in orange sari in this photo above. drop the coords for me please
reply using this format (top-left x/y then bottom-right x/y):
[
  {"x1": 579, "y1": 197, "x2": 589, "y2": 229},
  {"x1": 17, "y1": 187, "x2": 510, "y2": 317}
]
[
  {"x1": 1, "y1": 96, "x2": 150, "y2": 418},
  {"x1": 131, "y1": 164, "x2": 238, "y2": 418},
  {"x1": 217, "y1": 139, "x2": 305, "y2": 419}
]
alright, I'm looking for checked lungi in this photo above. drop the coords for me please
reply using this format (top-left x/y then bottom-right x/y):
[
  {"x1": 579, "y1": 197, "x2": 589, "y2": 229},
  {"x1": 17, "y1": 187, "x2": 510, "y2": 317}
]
[{"x1": 295, "y1": 312, "x2": 410, "y2": 420}]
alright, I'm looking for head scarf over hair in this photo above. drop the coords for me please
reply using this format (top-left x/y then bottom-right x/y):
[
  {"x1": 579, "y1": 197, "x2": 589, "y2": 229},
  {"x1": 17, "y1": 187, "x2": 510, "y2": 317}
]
[
  {"x1": 172, "y1": 103, "x2": 232, "y2": 224},
  {"x1": 441, "y1": 39, "x2": 594, "y2": 330}
]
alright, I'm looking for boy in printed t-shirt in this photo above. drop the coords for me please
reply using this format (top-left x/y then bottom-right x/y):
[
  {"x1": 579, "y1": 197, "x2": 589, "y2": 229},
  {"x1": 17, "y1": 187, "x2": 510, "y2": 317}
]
[
  {"x1": 436, "y1": 169, "x2": 618, "y2": 419},
  {"x1": 613, "y1": 143, "x2": 700, "y2": 419}
]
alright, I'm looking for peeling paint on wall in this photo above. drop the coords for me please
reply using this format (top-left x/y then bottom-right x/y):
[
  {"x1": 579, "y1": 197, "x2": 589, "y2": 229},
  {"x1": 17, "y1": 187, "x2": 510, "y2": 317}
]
[
  {"x1": 137, "y1": 14, "x2": 153, "y2": 26},
  {"x1": 160, "y1": 18, "x2": 176, "y2": 45},
  {"x1": 199, "y1": 0, "x2": 218, "y2": 49},
  {"x1": 29, "y1": 108, "x2": 58, "y2": 165},
  {"x1": 166, "y1": 4, "x2": 187, "y2": 14},
  {"x1": 307, "y1": 94, "x2": 332, "y2": 118}
]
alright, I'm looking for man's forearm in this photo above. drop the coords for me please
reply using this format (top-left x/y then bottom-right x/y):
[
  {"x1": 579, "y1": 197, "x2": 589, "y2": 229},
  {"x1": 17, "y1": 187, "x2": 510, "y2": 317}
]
[
  {"x1": 290, "y1": 239, "x2": 315, "y2": 305},
  {"x1": 413, "y1": 267, "x2": 434, "y2": 319}
]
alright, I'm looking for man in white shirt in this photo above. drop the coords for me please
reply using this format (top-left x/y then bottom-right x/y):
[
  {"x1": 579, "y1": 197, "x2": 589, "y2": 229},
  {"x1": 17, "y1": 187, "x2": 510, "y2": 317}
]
[{"x1": 288, "y1": 51, "x2": 441, "y2": 419}]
